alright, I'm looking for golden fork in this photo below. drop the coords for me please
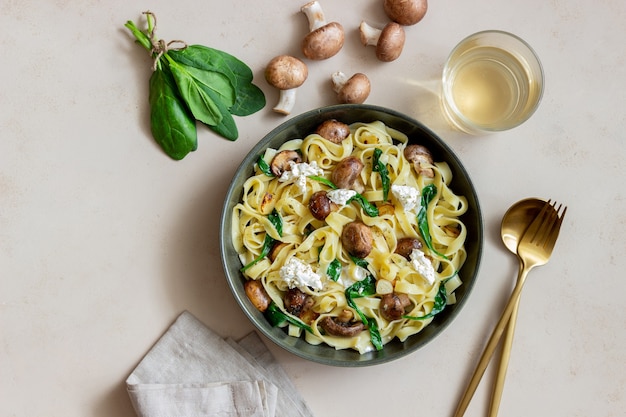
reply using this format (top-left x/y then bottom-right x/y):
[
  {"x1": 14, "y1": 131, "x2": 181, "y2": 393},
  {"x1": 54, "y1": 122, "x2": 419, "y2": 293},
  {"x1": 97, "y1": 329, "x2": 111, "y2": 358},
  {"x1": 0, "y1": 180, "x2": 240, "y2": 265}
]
[{"x1": 453, "y1": 200, "x2": 567, "y2": 417}]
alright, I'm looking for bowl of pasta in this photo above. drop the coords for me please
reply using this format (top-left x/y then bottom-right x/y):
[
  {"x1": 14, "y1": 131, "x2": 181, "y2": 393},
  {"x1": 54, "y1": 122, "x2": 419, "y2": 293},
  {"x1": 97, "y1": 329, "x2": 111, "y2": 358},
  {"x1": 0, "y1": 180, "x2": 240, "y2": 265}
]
[{"x1": 220, "y1": 104, "x2": 483, "y2": 366}]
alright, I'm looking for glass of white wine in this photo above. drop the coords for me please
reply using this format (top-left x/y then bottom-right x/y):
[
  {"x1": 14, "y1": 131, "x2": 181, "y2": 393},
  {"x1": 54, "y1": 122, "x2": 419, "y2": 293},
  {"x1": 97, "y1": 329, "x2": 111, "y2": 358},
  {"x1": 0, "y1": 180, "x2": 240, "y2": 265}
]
[{"x1": 441, "y1": 30, "x2": 544, "y2": 134}]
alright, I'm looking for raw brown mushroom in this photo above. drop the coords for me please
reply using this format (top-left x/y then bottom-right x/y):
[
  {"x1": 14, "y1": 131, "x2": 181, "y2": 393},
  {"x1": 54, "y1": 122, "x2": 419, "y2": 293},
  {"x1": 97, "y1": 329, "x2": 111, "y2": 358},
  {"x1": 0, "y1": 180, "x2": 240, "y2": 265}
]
[
  {"x1": 395, "y1": 237, "x2": 423, "y2": 259},
  {"x1": 331, "y1": 72, "x2": 371, "y2": 104},
  {"x1": 359, "y1": 21, "x2": 405, "y2": 62},
  {"x1": 383, "y1": 0, "x2": 428, "y2": 26},
  {"x1": 315, "y1": 119, "x2": 351, "y2": 143},
  {"x1": 270, "y1": 150, "x2": 302, "y2": 177},
  {"x1": 265, "y1": 55, "x2": 308, "y2": 115},
  {"x1": 301, "y1": 1, "x2": 345, "y2": 60},
  {"x1": 331, "y1": 156, "x2": 365, "y2": 193},
  {"x1": 341, "y1": 221, "x2": 373, "y2": 258},
  {"x1": 244, "y1": 280, "x2": 271, "y2": 312},
  {"x1": 403, "y1": 144, "x2": 434, "y2": 177},
  {"x1": 380, "y1": 293, "x2": 412, "y2": 321},
  {"x1": 319, "y1": 316, "x2": 365, "y2": 337}
]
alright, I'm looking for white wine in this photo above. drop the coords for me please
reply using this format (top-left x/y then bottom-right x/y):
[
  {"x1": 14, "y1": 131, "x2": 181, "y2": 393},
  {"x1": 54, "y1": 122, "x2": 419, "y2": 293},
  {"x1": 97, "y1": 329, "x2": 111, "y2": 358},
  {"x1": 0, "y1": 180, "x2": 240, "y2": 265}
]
[{"x1": 442, "y1": 31, "x2": 543, "y2": 133}]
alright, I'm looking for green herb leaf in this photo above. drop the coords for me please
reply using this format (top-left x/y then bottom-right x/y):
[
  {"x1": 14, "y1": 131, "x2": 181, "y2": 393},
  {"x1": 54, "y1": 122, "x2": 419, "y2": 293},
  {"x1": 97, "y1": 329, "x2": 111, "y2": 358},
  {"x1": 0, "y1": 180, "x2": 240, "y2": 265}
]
[
  {"x1": 404, "y1": 281, "x2": 448, "y2": 321},
  {"x1": 308, "y1": 176, "x2": 337, "y2": 189},
  {"x1": 348, "y1": 193, "x2": 379, "y2": 217},
  {"x1": 268, "y1": 208, "x2": 283, "y2": 237},
  {"x1": 327, "y1": 259, "x2": 342, "y2": 282},
  {"x1": 165, "y1": 58, "x2": 224, "y2": 126},
  {"x1": 148, "y1": 67, "x2": 197, "y2": 160},
  {"x1": 240, "y1": 233, "x2": 274, "y2": 272},
  {"x1": 417, "y1": 184, "x2": 448, "y2": 259},
  {"x1": 257, "y1": 155, "x2": 274, "y2": 176},
  {"x1": 373, "y1": 148, "x2": 390, "y2": 201},
  {"x1": 345, "y1": 274, "x2": 383, "y2": 351},
  {"x1": 265, "y1": 302, "x2": 313, "y2": 332}
]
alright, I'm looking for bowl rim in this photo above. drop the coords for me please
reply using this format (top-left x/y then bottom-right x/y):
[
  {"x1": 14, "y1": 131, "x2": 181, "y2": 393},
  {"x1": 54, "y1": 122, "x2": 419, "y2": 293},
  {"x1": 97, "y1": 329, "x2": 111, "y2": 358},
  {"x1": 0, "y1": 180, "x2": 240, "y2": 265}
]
[{"x1": 220, "y1": 103, "x2": 483, "y2": 366}]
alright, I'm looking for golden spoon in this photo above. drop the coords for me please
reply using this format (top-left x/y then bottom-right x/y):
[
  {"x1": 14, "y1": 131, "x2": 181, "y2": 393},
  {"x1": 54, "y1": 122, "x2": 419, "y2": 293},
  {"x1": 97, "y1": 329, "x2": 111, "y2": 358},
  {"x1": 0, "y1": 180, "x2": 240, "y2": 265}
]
[{"x1": 489, "y1": 198, "x2": 545, "y2": 417}]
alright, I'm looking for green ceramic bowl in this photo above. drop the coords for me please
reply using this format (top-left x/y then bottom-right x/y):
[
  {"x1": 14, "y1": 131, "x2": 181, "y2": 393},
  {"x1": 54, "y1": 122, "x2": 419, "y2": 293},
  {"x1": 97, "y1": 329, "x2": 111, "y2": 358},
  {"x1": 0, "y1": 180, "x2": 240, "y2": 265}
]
[{"x1": 220, "y1": 104, "x2": 483, "y2": 366}]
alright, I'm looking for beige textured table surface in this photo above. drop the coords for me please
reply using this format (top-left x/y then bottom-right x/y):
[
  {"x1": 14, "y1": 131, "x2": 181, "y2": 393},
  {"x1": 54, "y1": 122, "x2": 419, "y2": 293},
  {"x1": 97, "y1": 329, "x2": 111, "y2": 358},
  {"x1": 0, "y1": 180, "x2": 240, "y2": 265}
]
[{"x1": 1, "y1": 1, "x2": 624, "y2": 416}]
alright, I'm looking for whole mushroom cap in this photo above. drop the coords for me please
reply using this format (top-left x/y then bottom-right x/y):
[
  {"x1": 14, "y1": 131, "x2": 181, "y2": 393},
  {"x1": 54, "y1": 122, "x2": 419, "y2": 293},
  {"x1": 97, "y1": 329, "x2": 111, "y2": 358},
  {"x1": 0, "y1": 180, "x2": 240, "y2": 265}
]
[
  {"x1": 383, "y1": 0, "x2": 428, "y2": 26},
  {"x1": 264, "y1": 55, "x2": 308, "y2": 89},
  {"x1": 376, "y1": 22, "x2": 405, "y2": 62},
  {"x1": 302, "y1": 22, "x2": 345, "y2": 60}
]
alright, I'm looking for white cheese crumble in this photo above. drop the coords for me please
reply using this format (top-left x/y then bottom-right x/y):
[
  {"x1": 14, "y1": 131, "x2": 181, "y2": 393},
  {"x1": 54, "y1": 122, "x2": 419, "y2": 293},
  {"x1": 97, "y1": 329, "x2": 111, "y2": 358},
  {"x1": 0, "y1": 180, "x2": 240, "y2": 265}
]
[
  {"x1": 391, "y1": 184, "x2": 421, "y2": 212},
  {"x1": 278, "y1": 161, "x2": 323, "y2": 193},
  {"x1": 409, "y1": 248, "x2": 436, "y2": 285},
  {"x1": 327, "y1": 188, "x2": 357, "y2": 206},
  {"x1": 279, "y1": 257, "x2": 323, "y2": 291}
]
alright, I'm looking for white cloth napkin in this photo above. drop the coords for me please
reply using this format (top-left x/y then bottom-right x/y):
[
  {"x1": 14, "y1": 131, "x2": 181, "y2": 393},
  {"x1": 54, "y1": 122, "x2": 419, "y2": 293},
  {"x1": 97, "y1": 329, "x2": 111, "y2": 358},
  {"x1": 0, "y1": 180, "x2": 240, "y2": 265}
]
[{"x1": 126, "y1": 311, "x2": 314, "y2": 417}]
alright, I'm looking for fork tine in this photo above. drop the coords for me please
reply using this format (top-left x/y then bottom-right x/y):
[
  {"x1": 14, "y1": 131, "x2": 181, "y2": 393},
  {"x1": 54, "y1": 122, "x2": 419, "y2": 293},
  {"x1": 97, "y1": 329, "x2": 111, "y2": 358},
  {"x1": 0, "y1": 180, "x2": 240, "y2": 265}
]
[
  {"x1": 542, "y1": 204, "x2": 566, "y2": 250},
  {"x1": 523, "y1": 199, "x2": 555, "y2": 245}
]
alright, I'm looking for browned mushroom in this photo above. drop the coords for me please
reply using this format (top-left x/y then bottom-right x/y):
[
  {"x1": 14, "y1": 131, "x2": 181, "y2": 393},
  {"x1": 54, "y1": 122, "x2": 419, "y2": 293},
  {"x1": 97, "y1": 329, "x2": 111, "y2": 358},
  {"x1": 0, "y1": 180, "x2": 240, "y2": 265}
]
[
  {"x1": 308, "y1": 190, "x2": 338, "y2": 220},
  {"x1": 404, "y1": 144, "x2": 434, "y2": 178},
  {"x1": 380, "y1": 292, "x2": 412, "y2": 321},
  {"x1": 341, "y1": 221, "x2": 373, "y2": 258},
  {"x1": 270, "y1": 150, "x2": 302, "y2": 177},
  {"x1": 331, "y1": 72, "x2": 371, "y2": 104},
  {"x1": 395, "y1": 237, "x2": 423, "y2": 259},
  {"x1": 265, "y1": 55, "x2": 308, "y2": 115},
  {"x1": 284, "y1": 288, "x2": 309, "y2": 316},
  {"x1": 268, "y1": 242, "x2": 288, "y2": 262},
  {"x1": 331, "y1": 156, "x2": 364, "y2": 192},
  {"x1": 319, "y1": 316, "x2": 365, "y2": 337},
  {"x1": 315, "y1": 119, "x2": 351, "y2": 143},
  {"x1": 359, "y1": 21, "x2": 405, "y2": 62},
  {"x1": 244, "y1": 280, "x2": 271, "y2": 312},
  {"x1": 383, "y1": 0, "x2": 428, "y2": 26},
  {"x1": 301, "y1": 1, "x2": 345, "y2": 60}
]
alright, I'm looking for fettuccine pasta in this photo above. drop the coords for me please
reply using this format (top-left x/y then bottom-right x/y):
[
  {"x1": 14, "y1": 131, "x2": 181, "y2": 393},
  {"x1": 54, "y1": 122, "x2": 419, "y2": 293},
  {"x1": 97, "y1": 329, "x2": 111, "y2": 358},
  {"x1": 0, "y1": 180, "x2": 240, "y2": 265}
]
[{"x1": 232, "y1": 120, "x2": 468, "y2": 353}]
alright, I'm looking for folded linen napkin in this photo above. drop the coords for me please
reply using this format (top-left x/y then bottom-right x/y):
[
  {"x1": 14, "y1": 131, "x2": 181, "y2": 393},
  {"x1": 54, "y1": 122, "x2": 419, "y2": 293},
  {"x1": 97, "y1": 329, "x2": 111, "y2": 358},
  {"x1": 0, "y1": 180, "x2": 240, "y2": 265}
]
[{"x1": 126, "y1": 310, "x2": 314, "y2": 417}]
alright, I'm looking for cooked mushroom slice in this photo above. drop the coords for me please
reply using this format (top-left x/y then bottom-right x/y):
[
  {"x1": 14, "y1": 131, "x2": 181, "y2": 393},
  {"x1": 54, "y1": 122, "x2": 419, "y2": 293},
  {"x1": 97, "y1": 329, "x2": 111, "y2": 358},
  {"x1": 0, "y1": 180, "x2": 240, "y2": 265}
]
[
  {"x1": 331, "y1": 72, "x2": 371, "y2": 104},
  {"x1": 315, "y1": 119, "x2": 351, "y2": 143},
  {"x1": 270, "y1": 150, "x2": 302, "y2": 177},
  {"x1": 341, "y1": 221, "x2": 373, "y2": 258},
  {"x1": 331, "y1": 156, "x2": 364, "y2": 192},
  {"x1": 395, "y1": 237, "x2": 423, "y2": 259},
  {"x1": 359, "y1": 21, "x2": 405, "y2": 62},
  {"x1": 308, "y1": 190, "x2": 338, "y2": 220},
  {"x1": 284, "y1": 288, "x2": 314, "y2": 317},
  {"x1": 403, "y1": 144, "x2": 434, "y2": 177},
  {"x1": 268, "y1": 242, "x2": 288, "y2": 262},
  {"x1": 301, "y1": 1, "x2": 345, "y2": 60},
  {"x1": 265, "y1": 55, "x2": 308, "y2": 115},
  {"x1": 319, "y1": 316, "x2": 365, "y2": 337},
  {"x1": 380, "y1": 292, "x2": 412, "y2": 321},
  {"x1": 244, "y1": 280, "x2": 272, "y2": 312},
  {"x1": 383, "y1": 0, "x2": 428, "y2": 26}
]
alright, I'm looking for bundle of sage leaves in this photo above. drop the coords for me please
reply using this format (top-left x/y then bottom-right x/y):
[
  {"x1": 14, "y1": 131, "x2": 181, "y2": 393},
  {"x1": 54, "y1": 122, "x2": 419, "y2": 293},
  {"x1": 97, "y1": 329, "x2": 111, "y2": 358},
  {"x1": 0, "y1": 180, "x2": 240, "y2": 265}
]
[{"x1": 125, "y1": 11, "x2": 266, "y2": 160}]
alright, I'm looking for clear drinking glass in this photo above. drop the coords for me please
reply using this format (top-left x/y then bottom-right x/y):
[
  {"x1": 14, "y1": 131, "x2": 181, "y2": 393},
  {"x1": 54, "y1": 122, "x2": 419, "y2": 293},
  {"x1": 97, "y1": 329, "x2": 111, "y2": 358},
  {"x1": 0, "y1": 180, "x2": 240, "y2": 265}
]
[{"x1": 441, "y1": 30, "x2": 544, "y2": 134}]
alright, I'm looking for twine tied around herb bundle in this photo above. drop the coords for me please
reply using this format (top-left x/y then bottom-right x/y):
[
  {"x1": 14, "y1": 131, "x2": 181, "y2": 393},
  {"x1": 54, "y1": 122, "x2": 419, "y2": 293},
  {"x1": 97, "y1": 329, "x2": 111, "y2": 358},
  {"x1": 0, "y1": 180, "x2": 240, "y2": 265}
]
[{"x1": 144, "y1": 11, "x2": 187, "y2": 71}]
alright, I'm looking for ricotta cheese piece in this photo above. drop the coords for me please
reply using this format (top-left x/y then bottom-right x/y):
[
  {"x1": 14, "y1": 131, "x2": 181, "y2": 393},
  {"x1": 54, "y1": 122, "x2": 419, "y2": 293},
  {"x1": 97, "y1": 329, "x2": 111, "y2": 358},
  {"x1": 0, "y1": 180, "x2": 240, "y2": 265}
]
[
  {"x1": 327, "y1": 188, "x2": 357, "y2": 206},
  {"x1": 391, "y1": 184, "x2": 421, "y2": 212},
  {"x1": 278, "y1": 161, "x2": 324, "y2": 193},
  {"x1": 279, "y1": 256, "x2": 323, "y2": 291},
  {"x1": 409, "y1": 248, "x2": 436, "y2": 285}
]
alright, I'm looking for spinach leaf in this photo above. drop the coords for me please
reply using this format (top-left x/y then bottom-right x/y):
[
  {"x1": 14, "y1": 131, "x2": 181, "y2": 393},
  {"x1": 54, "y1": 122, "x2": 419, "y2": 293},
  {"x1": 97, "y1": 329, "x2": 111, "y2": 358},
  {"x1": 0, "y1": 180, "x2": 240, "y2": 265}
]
[
  {"x1": 148, "y1": 67, "x2": 197, "y2": 160},
  {"x1": 417, "y1": 184, "x2": 448, "y2": 259},
  {"x1": 373, "y1": 148, "x2": 390, "y2": 201},
  {"x1": 257, "y1": 155, "x2": 273, "y2": 176},
  {"x1": 240, "y1": 233, "x2": 274, "y2": 272},
  {"x1": 345, "y1": 272, "x2": 383, "y2": 351},
  {"x1": 308, "y1": 176, "x2": 337, "y2": 189},
  {"x1": 404, "y1": 281, "x2": 448, "y2": 321},
  {"x1": 348, "y1": 193, "x2": 379, "y2": 217},
  {"x1": 265, "y1": 302, "x2": 312, "y2": 332},
  {"x1": 268, "y1": 208, "x2": 283, "y2": 237},
  {"x1": 327, "y1": 258, "x2": 342, "y2": 282}
]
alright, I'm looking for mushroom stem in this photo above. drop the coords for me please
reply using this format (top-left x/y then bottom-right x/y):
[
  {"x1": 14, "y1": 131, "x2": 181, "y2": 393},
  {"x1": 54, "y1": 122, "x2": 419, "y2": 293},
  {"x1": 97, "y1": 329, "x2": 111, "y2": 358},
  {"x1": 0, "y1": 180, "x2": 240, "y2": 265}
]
[
  {"x1": 331, "y1": 71, "x2": 350, "y2": 94},
  {"x1": 301, "y1": 1, "x2": 327, "y2": 31},
  {"x1": 274, "y1": 88, "x2": 297, "y2": 115},
  {"x1": 359, "y1": 21, "x2": 381, "y2": 46}
]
